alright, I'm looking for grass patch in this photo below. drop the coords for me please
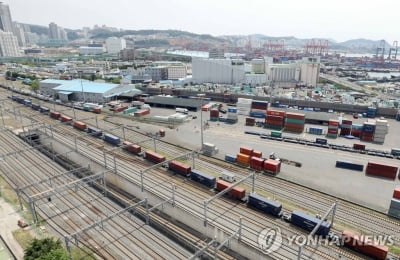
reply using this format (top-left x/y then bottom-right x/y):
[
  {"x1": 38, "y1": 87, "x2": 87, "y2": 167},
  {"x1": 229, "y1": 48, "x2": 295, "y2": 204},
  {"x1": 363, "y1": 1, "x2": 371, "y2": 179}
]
[
  {"x1": 70, "y1": 245, "x2": 96, "y2": 260},
  {"x1": 389, "y1": 244, "x2": 400, "y2": 255},
  {"x1": 12, "y1": 229, "x2": 34, "y2": 250}
]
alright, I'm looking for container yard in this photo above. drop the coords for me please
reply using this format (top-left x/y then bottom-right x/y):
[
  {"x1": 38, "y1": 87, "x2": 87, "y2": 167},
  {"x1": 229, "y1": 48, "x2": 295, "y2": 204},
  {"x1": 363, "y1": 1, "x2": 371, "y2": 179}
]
[{"x1": 0, "y1": 85, "x2": 399, "y2": 260}]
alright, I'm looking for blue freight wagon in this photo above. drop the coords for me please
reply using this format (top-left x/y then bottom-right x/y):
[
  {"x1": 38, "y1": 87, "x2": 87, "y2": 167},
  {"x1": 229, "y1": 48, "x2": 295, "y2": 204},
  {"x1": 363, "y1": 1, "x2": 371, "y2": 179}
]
[
  {"x1": 291, "y1": 210, "x2": 331, "y2": 236},
  {"x1": 31, "y1": 103, "x2": 40, "y2": 111},
  {"x1": 104, "y1": 134, "x2": 120, "y2": 146},
  {"x1": 335, "y1": 160, "x2": 364, "y2": 171},
  {"x1": 225, "y1": 154, "x2": 237, "y2": 163},
  {"x1": 190, "y1": 169, "x2": 216, "y2": 188},
  {"x1": 315, "y1": 138, "x2": 327, "y2": 145},
  {"x1": 39, "y1": 106, "x2": 50, "y2": 114},
  {"x1": 87, "y1": 127, "x2": 103, "y2": 137},
  {"x1": 248, "y1": 193, "x2": 282, "y2": 217},
  {"x1": 23, "y1": 99, "x2": 32, "y2": 106}
]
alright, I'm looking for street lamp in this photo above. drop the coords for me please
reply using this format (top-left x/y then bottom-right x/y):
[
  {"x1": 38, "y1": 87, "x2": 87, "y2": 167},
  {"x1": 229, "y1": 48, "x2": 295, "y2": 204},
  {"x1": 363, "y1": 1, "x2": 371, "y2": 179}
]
[{"x1": 197, "y1": 93, "x2": 205, "y2": 149}]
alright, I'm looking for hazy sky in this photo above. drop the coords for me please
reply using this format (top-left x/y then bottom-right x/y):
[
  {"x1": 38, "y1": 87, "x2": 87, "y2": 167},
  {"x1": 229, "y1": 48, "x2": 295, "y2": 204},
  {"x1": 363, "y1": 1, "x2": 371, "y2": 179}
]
[{"x1": 7, "y1": 0, "x2": 400, "y2": 43}]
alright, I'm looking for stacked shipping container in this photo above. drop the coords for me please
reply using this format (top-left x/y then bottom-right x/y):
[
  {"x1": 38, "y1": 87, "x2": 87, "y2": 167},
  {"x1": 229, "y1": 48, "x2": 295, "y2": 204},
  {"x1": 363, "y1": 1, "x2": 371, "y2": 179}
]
[
  {"x1": 373, "y1": 119, "x2": 388, "y2": 143},
  {"x1": 284, "y1": 112, "x2": 305, "y2": 133},
  {"x1": 309, "y1": 127, "x2": 323, "y2": 135},
  {"x1": 250, "y1": 101, "x2": 268, "y2": 118},
  {"x1": 340, "y1": 119, "x2": 352, "y2": 136},
  {"x1": 265, "y1": 109, "x2": 285, "y2": 130},
  {"x1": 327, "y1": 119, "x2": 339, "y2": 138},
  {"x1": 236, "y1": 98, "x2": 252, "y2": 115},
  {"x1": 210, "y1": 109, "x2": 219, "y2": 121},
  {"x1": 361, "y1": 121, "x2": 375, "y2": 141},
  {"x1": 351, "y1": 124, "x2": 363, "y2": 138},
  {"x1": 227, "y1": 107, "x2": 238, "y2": 123}
]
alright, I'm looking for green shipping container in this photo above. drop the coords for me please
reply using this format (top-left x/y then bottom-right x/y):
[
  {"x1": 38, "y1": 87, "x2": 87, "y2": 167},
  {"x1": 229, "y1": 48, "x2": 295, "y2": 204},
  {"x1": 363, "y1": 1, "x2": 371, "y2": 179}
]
[
  {"x1": 123, "y1": 107, "x2": 137, "y2": 114},
  {"x1": 271, "y1": 131, "x2": 282, "y2": 137},
  {"x1": 285, "y1": 118, "x2": 305, "y2": 124}
]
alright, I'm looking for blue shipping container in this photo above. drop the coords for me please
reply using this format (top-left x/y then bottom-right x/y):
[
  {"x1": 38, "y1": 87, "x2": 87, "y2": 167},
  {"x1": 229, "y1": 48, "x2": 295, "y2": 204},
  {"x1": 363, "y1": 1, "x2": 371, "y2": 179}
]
[
  {"x1": 104, "y1": 134, "x2": 120, "y2": 145},
  {"x1": 225, "y1": 154, "x2": 237, "y2": 163},
  {"x1": 335, "y1": 160, "x2": 364, "y2": 171},
  {"x1": 248, "y1": 193, "x2": 282, "y2": 217},
  {"x1": 39, "y1": 107, "x2": 50, "y2": 113},
  {"x1": 250, "y1": 112, "x2": 266, "y2": 118},
  {"x1": 291, "y1": 210, "x2": 331, "y2": 236},
  {"x1": 23, "y1": 99, "x2": 32, "y2": 106},
  {"x1": 88, "y1": 127, "x2": 103, "y2": 137},
  {"x1": 31, "y1": 103, "x2": 40, "y2": 110},
  {"x1": 190, "y1": 169, "x2": 216, "y2": 188}
]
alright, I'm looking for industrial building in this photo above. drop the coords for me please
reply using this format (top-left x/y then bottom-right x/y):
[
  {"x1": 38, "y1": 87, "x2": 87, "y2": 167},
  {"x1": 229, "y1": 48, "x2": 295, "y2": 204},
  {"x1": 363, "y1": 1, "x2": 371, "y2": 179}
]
[
  {"x1": 192, "y1": 58, "x2": 246, "y2": 84},
  {"x1": 106, "y1": 37, "x2": 126, "y2": 54},
  {"x1": 39, "y1": 79, "x2": 140, "y2": 103}
]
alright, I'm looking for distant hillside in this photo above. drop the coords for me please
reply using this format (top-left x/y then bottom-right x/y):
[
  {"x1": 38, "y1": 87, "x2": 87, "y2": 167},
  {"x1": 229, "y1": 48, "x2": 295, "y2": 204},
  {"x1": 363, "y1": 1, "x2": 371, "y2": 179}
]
[
  {"x1": 25, "y1": 24, "x2": 48, "y2": 35},
  {"x1": 336, "y1": 38, "x2": 390, "y2": 52}
]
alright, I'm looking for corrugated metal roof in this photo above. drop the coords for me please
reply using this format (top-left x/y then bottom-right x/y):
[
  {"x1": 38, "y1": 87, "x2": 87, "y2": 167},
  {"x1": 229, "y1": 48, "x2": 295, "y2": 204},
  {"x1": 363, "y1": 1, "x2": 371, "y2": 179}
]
[
  {"x1": 41, "y1": 79, "x2": 118, "y2": 94},
  {"x1": 58, "y1": 91, "x2": 72, "y2": 95}
]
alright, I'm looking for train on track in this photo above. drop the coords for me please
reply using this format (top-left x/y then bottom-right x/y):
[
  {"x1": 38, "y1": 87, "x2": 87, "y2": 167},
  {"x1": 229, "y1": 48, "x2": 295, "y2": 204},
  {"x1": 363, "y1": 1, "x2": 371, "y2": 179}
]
[{"x1": 7, "y1": 94, "x2": 396, "y2": 260}]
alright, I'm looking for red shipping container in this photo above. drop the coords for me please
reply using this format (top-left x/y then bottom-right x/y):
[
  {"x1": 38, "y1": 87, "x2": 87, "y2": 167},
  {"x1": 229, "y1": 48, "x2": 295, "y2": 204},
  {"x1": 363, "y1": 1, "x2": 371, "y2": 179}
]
[
  {"x1": 216, "y1": 180, "x2": 246, "y2": 200},
  {"x1": 267, "y1": 110, "x2": 286, "y2": 117},
  {"x1": 210, "y1": 109, "x2": 219, "y2": 117},
  {"x1": 246, "y1": 117, "x2": 256, "y2": 123},
  {"x1": 284, "y1": 123, "x2": 305, "y2": 129},
  {"x1": 93, "y1": 107, "x2": 101, "y2": 114},
  {"x1": 329, "y1": 120, "x2": 340, "y2": 126},
  {"x1": 60, "y1": 115, "x2": 73, "y2": 122},
  {"x1": 73, "y1": 121, "x2": 87, "y2": 131},
  {"x1": 168, "y1": 160, "x2": 191, "y2": 176},
  {"x1": 328, "y1": 128, "x2": 338, "y2": 134},
  {"x1": 240, "y1": 146, "x2": 253, "y2": 156},
  {"x1": 285, "y1": 112, "x2": 305, "y2": 120},
  {"x1": 123, "y1": 141, "x2": 142, "y2": 154},
  {"x1": 393, "y1": 187, "x2": 400, "y2": 199},
  {"x1": 366, "y1": 162, "x2": 398, "y2": 180},
  {"x1": 50, "y1": 111, "x2": 61, "y2": 119},
  {"x1": 342, "y1": 119, "x2": 353, "y2": 125},
  {"x1": 250, "y1": 156, "x2": 264, "y2": 171},
  {"x1": 353, "y1": 143, "x2": 366, "y2": 150},
  {"x1": 285, "y1": 128, "x2": 303, "y2": 133},
  {"x1": 145, "y1": 151, "x2": 166, "y2": 164},
  {"x1": 114, "y1": 106, "x2": 128, "y2": 112},
  {"x1": 251, "y1": 150, "x2": 262, "y2": 158},
  {"x1": 263, "y1": 159, "x2": 281, "y2": 174}
]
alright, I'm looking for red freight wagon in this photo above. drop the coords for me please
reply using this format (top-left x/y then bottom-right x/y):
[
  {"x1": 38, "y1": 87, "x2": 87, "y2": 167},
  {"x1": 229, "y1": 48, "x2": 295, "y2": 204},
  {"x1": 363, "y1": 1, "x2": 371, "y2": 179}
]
[
  {"x1": 114, "y1": 106, "x2": 128, "y2": 112},
  {"x1": 144, "y1": 151, "x2": 166, "y2": 164},
  {"x1": 93, "y1": 107, "x2": 101, "y2": 114},
  {"x1": 250, "y1": 156, "x2": 264, "y2": 171},
  {"x1": 267, "y1": 110, "x2": 286, "y2": 117},
  {"x1": 49, "y1": 111, "x2": 61, "y2": 119},
  {"x1": 73, "y1": 121, "x2": 87, "y2": 131},
  {"x1": 285, "y1": 112, "x2": 306, "y2": 120},
  {"x1": 263, "y1": 159, "x2": 281, "y2": 174},
  {"x1": 168, "y1": 160, "x2": 191, "y2": 177},
  {"x1": 353, "y1": 143, "x2": 366, "y2": 150},
  {"x1": 122, "y1": 141, "x2": 141, "y2": 154},
  {"x1": 240, "y1": 146, "x2": 253, "y2": 156},
  {"x1": 366, "y1": 162, "x2": 398, "y2": 179},
  {"x1": 216, "y1": 180, "x2": 246, "y2": 200},
  {"x1": 342, "y1": 230, "x2": 388, "y2": 260},
  {"x1": 60, "y1": 115, "x2": 73, "y2": 123}
]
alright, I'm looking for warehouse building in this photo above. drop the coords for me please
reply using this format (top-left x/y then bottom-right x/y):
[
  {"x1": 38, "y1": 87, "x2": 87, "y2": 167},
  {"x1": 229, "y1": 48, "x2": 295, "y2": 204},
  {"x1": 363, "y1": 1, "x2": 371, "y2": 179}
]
[{"x1": 39, "y1": 79, "x2": 139, "y2": 103}]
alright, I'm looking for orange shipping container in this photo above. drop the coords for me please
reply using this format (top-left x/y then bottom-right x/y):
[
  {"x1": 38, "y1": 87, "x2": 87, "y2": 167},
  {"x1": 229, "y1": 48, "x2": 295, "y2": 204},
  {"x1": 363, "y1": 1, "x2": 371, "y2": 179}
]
[
  {"x1": 237, "y1": 153, "x2": 251, "y2": 166},
  {"x1": 393, "y1": 187, "x2": 400, "y2": 199},
  {"x1": 240, "y1": 146, "x2": 253, "y2": 155}
]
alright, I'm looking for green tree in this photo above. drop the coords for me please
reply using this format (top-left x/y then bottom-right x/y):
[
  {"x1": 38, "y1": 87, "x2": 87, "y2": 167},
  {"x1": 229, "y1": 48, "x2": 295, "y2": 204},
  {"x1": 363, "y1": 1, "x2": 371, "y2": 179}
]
[
  {"x1": 24, "y1": 238, "x2": 67, "y2": 260},
  {"x1": 30, "y1": 80, "x2": 40, "y2": 93}
]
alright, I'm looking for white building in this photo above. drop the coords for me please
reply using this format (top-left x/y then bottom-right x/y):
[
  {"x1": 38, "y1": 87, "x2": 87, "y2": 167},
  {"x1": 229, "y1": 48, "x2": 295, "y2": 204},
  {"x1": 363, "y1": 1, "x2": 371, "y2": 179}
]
[
  {"x1": 167, "y1": 66, "x2": 187, "y2": 80},
  {"x1": 0, "y1": 3, "x2": 13, "y2": 32},
  {"x1": 0, "y1": 31, "x2": 20, "y2": 57},
  {"x1": 267, "y1": 63, "x2": 300, "y2": 83},
  {"x1": 192, "y1": 58, "x2": 246, "y2": 84},
  {"x1": 13, "y1": 22, "x2": 26, "y2": 46},
  {"x1": 106, "y1": 37, "x2": 126, "y2": 54},
  {"x1": 24, "y1": 32, "x2": 39, "y2": 45}
]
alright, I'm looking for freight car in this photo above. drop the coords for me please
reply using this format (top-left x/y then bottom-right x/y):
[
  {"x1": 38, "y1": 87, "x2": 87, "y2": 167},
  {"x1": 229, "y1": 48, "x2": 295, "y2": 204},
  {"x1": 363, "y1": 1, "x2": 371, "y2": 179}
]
[
  {"x1": 73, "y1": 121, "x2": 87, "y2": 131},
  {"x1": 104, "y1": 134, "x2": 121, "y2": 146},
  {"x1": 342, "y1": 230, "x2": 388, "y2": 260},
  {"x1": 190, "y1": 169, "x2": 216, "y2": 188},
  {"x1": 49, "y1": 111, "x2": 61, "y2": 119},
  {"x1": 87, "y1": 126, "x2": 103, "y2": 137},
  {"x1": 215, "y1": 179, "x2": 246, "y2": 201},
  {"x1": 290, "y1": 210, "x2": 331, "y2": 236},
  {"x1": 60, "y1": 115, "x2": 73, "y2": 123},
  {"x1": 122, "y1": 141, "x2": 141, "y2": 154},
  {"x1": 248, "y1": 193, "x2": 282, "y2": 217},
  {"x1": 168, "y1": 160, "x2": 191, "y2": 177},
  {"x1": 23, "y1": 99, "x2": 32, "y2": 106},
  {"x1": 144, "y1": 150, "x2": 166, "y2": 164},
  {"x1": 31, "y1": 103, "x2": 40, "y2": 111},
  {"x1": 39, "y1": 106, "x2": 50, "y2": 114}
]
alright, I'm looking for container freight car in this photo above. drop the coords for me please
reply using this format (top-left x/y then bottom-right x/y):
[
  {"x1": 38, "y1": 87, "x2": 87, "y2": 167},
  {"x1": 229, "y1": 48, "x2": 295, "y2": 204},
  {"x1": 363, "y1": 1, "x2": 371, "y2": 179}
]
[
  {"x1": 122, "y1": 141, "x2": 141, "y2": 154},
  {"x1": 335, "y1": 160, "x2": 364, "y2": 172},
  {"x1": 31, "y1": 103, "x2": 40, "y2": 111},
  {"x1": 23, "y1": 99, "x2": 32, "y2": 106},
  {"x1": 215, "y1": 180, "x2": 246, "y2": 200},
  {"x1": 87, "y1": 126, "x2": 103, "y2": 137},
  {"x1": 250, "y1": 156, "x2": 264, "y2": 171},
  {"x1": 225, "y1": 154, "x2": 237, "y2": 163},
  {"x1": 39, "y1": 106, "x2": 50, "y2": 114},
  {"x1": 263, "y1": 159, "x2": 281, "y2": 175},
  {"x1": 104, "y1": 134, "x2": 121, "y2": 146},
  {"x1": 168, "y1": 160, "x2": 191, "y2": 177},
  {"x1": 353, "y1": 143, "x2": 366, "y2": 150},
  {"x1": 190, "y1": 169, "x2": 216, "y2": 188},
  {"x1": 290, "y1": 210, "x2": 331, "y2": 236},
  {"x1": 342, "y1": 230, "x2": 388, "y2": 260},
  {"x1": 315, "y1": 138, "x2": 327, "y2": 145},
  {"x1": 49, "y1": 111, "x2": 61, "y2": 119},
  {"x1": 239, "y1": 146, "x2": 253, "y2": 156},
  {"x1": 144, "y1": 151, "x2": 166, "y2": 164},
  {"x1": 60, "y1": 115, "x2": 73, "y2": 123},
  {"x1": 248, "y1": 193, "x2": 282, "y2": 217},
  {"x1": 366, "y1": 162, "x2": 398, "y2": 180},
  {"x1": 73, "y1": 121, "x2": 87, "y2": 131}
]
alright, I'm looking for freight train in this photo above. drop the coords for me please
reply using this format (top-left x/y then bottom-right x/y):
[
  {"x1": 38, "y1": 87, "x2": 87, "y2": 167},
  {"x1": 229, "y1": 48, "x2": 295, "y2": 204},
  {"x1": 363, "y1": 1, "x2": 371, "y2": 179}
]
[{"x1": 7, "y1": 96, "x2": 395, "y2": 258}]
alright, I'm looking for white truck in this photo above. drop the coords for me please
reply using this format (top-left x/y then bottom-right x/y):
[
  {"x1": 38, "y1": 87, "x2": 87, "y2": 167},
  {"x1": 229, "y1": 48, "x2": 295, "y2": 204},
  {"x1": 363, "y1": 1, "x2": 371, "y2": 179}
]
[{"x1": 176, "y1": 107, "x2": 188, "y2": 114}]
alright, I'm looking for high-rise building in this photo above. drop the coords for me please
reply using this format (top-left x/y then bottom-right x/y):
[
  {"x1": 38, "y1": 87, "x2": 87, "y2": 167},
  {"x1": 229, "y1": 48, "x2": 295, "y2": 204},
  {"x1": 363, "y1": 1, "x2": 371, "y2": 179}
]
[
  {"x1": 0, "y1": 2, "x2": 13, "y2": 32},
  {"x1": 106, "y1": 37, "x2": 126, "y2": 54},
  {"x1": 49, "y1": 22, "x2": 59, "y2": 39},
  {"x1": 13, "y1": 22, "x2": 26, "y2": 46},
  {"x1": 0, "y1": 30, "x2": 20, "y2": 57}
]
